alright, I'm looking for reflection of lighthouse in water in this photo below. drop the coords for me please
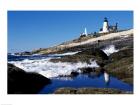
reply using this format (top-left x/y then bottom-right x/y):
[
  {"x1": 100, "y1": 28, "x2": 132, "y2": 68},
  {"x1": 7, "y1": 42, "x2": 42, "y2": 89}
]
[{"x1": 104, "y1": 71, "x2": 110, "y2": 85}]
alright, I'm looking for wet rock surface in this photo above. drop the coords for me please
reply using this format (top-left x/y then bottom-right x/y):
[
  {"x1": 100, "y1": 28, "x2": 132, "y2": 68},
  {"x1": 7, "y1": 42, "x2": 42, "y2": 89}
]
[
  {"x1": 50, "y1": 48, "x2": 108, "y2": 63},
  {"x1": 54, "y1": 87, "x2": 130, "y2": 94},
  {"x1": 104, "y1": 48, "x2": 133, "y2": 85},
  {"x1": 8, "y1": 63, "x2": 51, "y2": 94},
  {"x1": 9, "y1": 33, "x2": 133, "y2": 94},
  {"x1": 50, "y1": 35, "x2": 133, "y2": 86}
]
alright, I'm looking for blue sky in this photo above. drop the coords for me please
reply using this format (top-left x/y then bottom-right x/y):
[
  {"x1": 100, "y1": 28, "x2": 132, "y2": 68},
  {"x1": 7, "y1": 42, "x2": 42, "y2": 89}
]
[{"x1": 8, "y1": 11, "x2": 133, "y2": 53}]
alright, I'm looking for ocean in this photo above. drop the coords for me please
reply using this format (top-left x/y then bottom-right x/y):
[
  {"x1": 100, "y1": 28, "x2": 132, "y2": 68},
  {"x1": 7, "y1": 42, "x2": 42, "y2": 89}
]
[{"x1": 8, "y1": 47, "x2": 133, "y2": 93}]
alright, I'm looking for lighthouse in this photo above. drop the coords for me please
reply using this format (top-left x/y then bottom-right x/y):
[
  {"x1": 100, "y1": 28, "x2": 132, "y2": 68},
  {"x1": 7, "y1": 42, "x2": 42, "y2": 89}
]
[
  {"x1": 102, "y1": 17, "x2": 109, "y2": 33},
  {"x1": 99, "y1": 17, "x2": 118, "y2": 33},
  {"x1": 84, "y1": 27, "x2": 87, "y2": 36}
]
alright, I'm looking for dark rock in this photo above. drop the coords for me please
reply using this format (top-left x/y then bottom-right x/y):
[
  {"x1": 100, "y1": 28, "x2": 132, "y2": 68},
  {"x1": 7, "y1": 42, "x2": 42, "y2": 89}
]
[
  {"x1": 54, "y1": 87, "x2": 129, "y2": 94},
  {"x1": 15, "y1": 51, "x2": 32, "y2": 56},
  {"x1": 96, "y1": 61, "x2": 107, "y2": 67},
  {"x1": 50, "y1": 48, "x2": 108, "y2": 63},
  {"x1": 54, "y1": 88, "x2": 77, "y2": 94},
  {"x1": 104, "y1": 48, "x2": 133, "y2": 85},
  {"x1": 109, "y1": 48, "x2": 133, "y2": 61},
  {"x1": 76, "y1": 88, "x2": 124, "y2": 94},
  {"x1": 80, "y1": 67, "x2": 95, "y2": 74},
  {"x1": 70, "y1": 71, "x2": 79, "y2": 77},
  {"x1": 8, "y1": 63, "x2": 51, "y2": 94},
  {"x1": 93, "y1": 67, "x2": 107, "y2": 77},
  {"x1": 122, "y1": 78, "x2": 133, "y2": 85},
  {"x1": 78, "y1": 48, "x2": 108, "y2": 61},
  {"x1": 92, "y1": 48, "x2": 108, "y2": 60},
  {"x1": 22, "y1": 51, "x2": 32, "y2": 55},
  {"x1": 100, "y1": 68, "x2": 106, "y2": 74},
  {"x1": 59, "y1": 71, "x2": 79, "y2": 79}
]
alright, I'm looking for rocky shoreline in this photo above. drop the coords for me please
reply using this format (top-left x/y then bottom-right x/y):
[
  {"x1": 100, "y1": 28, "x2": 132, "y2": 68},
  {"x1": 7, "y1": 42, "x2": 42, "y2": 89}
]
[
  {"x1": 8, "y1": 63, "x2": 51, "y2": 94},
  {"x1": 8, "y1": 30, "x2": 133, "y2": 94},
  {"x1": 54, "y1": 87, "x2": 132, "y2": 94},
  {"x1": 31, "y1": 29, "x2": 133, "y2": 55},
  {"x1": 104, "y1": 48, "x2": 133, "y2": 85},
  {"x1": 50, "y1": 35, "x2": 133, "y2": 86}
]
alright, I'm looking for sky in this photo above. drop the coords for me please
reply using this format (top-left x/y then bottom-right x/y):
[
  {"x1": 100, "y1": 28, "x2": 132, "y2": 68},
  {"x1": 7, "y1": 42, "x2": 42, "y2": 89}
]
[{"x1": 8, "y1": 11, "x2": 133, "y2": 53}]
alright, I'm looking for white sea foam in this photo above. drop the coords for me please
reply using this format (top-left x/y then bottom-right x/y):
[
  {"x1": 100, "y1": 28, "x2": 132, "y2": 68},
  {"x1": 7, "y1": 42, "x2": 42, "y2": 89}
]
[
  {"x1": 48, "y1": 51, "x2": 80, "y2": 57},
  {"x1": 32, "y1": 53, "x2": 42, "y2": 56},
  {"x1": 102, "y1": 45, "x2": 119, "y2": 56},
  {"x1": 9, "y1": 58, "x2": 99, "y2": 78}
]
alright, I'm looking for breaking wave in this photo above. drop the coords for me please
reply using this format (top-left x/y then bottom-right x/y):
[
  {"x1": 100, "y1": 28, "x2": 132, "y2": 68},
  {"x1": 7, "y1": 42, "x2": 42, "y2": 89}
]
[
  {"x1": 9, "y1": 58, "x2": 99, "y2": 78},
  {"x1": 102, "y1": 45, "x2": 119, "y2": 56},
  {"x1": 48, "y1": 51, "x2": 80, "y2": 57}
]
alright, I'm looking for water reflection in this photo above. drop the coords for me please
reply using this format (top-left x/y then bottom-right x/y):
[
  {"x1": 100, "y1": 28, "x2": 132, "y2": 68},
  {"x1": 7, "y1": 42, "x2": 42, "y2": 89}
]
[
  {"x1": 39, "y1": 67, "x2": 133, "y2": 94},
  {"x1": 87, "y1": 68, "x2": 110, "y2": 85},
  {"x1": 39, "y1": 73, "x2": 133, "y2": 94},
  {"x1": 104, "y1": 71, "x2": 110, "y2": 85}
]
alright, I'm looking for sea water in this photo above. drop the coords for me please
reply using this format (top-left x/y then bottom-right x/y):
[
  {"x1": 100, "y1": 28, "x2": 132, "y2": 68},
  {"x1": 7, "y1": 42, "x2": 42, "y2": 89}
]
[
  {"x1": 8, "y1": 52, "x2": 99, "y2": 78},
  {"x1": 39, "y1": 74, "x2": 133, "y2": 94},
  {"x1": 8, "y1": 49, "x2": 133, "y2": 93}
]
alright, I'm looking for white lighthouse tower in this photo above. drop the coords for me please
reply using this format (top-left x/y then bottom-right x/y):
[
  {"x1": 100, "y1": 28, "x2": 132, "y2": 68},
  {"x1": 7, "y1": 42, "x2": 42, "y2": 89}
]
[
  {"x1": 102, "y1": 17, "x2": 109, "y2": 33},
  {"x1": 99, "y1": 17, "x2": 109, "y2": 33},
  {"x1": 84, "y1": 27, "x2": 87, "y2": 36}
]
